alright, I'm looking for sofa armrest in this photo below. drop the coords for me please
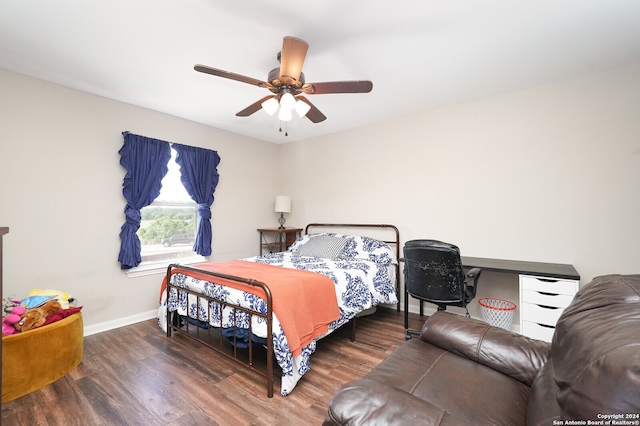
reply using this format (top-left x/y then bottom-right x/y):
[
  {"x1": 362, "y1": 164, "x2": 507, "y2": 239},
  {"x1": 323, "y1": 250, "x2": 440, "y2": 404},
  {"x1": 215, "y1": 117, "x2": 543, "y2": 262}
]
[
  {"x1": 323, "y1": 378, "x2": 473, "y2": 426},
  {"x1": 420, "y1": 311, "x2": 550, "y2": 386}
]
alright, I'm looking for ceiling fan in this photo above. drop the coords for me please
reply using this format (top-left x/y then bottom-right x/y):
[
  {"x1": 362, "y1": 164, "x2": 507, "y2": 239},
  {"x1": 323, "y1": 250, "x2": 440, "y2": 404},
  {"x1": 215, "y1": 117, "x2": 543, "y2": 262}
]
[{"x1": 194, "y1": 36, "x2": 373, "y2": 124}]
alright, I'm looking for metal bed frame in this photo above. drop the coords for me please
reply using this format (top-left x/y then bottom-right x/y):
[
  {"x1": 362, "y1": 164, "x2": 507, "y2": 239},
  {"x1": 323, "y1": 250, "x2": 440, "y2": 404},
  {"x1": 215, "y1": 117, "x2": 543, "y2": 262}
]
[{"x1": 165, "y1": 223, "x2": 400, "y2": 398}]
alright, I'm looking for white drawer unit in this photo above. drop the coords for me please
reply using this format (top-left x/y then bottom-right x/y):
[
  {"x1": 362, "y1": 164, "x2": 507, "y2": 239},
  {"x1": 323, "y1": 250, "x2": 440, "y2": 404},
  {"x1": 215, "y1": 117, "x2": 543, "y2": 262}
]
[{"x1": 519, "y1": 275, "x2": 579, "y2": 342}]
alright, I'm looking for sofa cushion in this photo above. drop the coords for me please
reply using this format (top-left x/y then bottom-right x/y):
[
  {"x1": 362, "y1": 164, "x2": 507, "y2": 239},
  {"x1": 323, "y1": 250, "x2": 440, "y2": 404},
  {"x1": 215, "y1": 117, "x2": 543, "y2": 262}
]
[
  {"x1": 527, "y1": 359, "x2": 564, "y2": 426},
  {"x1": 325, "y1": 378, "x2": 473, "y2": 426},
  {"x1": 421, "y1": 311, "x2": 550, "y2": 386},
  {"x1": 363, "y1": 338, "x2": 531, "y2": 426},
  {"x1": 528, "y1": 274, "x2": 640, "y2": 424}
]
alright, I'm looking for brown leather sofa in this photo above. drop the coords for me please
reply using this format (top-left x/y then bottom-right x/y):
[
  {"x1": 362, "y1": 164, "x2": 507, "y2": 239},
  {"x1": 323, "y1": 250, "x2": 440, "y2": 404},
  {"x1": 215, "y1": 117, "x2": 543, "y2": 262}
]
[{"x1": 324, "y1": 274, "x2": 640, "y2": 425}]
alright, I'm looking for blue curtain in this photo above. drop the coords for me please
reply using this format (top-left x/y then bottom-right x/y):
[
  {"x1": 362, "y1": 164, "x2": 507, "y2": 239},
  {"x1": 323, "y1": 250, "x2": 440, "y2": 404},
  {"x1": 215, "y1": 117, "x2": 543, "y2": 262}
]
[
  {"x1": 173, "y1": 143, "x2": 221, "y2": 256},
  {"x1": 118, "y1": 132, "x2": 171, "y2": 269}
]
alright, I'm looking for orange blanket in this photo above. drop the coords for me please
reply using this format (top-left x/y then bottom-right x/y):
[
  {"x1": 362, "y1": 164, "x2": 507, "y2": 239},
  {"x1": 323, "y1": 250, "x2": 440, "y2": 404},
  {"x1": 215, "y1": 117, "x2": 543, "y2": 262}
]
[{"x1": 162, "y1": 260, "x2": 340, "y2": 357}]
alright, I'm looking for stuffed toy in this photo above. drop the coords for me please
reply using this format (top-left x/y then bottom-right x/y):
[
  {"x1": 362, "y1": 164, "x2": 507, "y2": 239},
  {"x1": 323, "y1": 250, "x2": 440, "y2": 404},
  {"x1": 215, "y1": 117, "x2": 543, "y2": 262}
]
[
  {"x1": 2, "y1": 305, "x2": 26, "y2": 336},
  {"x1": 15, "y1": 300, "x2": 62, "y2": 332},
  {"x1": 2, "y1": 299, "x2": 26, "y2": 336},
  {"x1": 3, "y1": 297, "x2": 22, "y2": 314},
  {"x1": 27, "y1": 288, "x2": 72, "y2": 309}
]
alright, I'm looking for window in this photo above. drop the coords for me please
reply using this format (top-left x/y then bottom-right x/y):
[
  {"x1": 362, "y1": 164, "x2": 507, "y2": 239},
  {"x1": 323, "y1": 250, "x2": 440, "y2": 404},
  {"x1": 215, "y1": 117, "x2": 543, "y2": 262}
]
[
  {"x1": 118, "y1": 132, "x2": 220, "y2": 271},
  {"x1": 137, "y1": 148, "x2": 202, "y2": 265}
]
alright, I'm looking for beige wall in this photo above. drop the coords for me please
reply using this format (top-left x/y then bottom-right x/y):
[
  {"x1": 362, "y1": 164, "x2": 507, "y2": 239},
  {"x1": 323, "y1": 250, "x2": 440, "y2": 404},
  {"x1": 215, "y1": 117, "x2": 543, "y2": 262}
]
[
  {"x1": 1, "y1": 64, "x2": 639, "y2": 331},
  {"x1": 279, "y1": 64, "x2": 640, "y2": 319},
  {"x1": 0, "y1": 69, "x2": 280, "y2": 332}
]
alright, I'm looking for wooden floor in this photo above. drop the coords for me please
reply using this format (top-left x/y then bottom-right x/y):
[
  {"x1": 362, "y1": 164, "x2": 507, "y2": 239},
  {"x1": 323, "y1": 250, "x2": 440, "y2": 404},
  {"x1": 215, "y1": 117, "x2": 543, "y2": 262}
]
[{"x1": 1, "y1": 308, "x2": 426, "y2": 426}]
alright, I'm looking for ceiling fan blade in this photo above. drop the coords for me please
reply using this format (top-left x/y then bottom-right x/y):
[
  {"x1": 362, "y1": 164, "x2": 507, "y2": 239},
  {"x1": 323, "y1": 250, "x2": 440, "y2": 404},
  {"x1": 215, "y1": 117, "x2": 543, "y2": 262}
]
[
  {"x1": 297, "y1": 96, "x2": 326, "y2": 123},
  {"x1": 305, "y1": 80, "x2": 373, "y2": 95},
  {"x1": 236, "y1": 95, "x2": 274, "y2": 117},
  {"x1": 194, "y1": 64, "x2": 267, "y2": 87},
  {"x1": 279, "y1": 36, "x2": 308, "y2": 82}
]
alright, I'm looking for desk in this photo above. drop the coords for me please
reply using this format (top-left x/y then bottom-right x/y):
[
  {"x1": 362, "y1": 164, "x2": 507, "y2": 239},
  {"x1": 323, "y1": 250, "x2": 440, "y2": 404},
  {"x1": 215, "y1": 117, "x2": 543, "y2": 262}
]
[
  {"x1": 407, "y1": 255, "x2": 580, "y2": 342},
  {"x1": 462, "y1": 256, "x2": 579, "y2": 342},
  {"x1": 461, "y1": 256, "x2": 579, "y2": 280}
]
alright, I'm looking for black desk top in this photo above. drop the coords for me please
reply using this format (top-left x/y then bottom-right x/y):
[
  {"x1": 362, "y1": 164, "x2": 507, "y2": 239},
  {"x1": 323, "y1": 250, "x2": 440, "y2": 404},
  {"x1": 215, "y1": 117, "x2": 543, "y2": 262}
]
[{"x1": 461, "y1": 256, "x2": 580, "y2": 280}]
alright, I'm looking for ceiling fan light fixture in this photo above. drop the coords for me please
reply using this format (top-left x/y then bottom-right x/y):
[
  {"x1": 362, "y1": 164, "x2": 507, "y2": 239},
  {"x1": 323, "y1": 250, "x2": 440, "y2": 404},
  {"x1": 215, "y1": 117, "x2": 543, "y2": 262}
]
[
  {"x1": 261, "y1": 97, "x2": 279, "y2": 116},
  {"x1": 279, "y1": 92, "x2": 296, "y2": 111},
  {"x1": 295, "y1": 99, "x2": 311, "y2": 118},
  {"x1": 278, "y1": 107, "x2": 293, "y2": 122}
]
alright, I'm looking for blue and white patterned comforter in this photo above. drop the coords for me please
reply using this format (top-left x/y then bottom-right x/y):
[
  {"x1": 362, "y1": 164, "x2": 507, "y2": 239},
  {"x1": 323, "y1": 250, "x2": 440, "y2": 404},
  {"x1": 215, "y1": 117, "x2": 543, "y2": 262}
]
[{"x1": 158, "y1": 251, "x2": 397, "y2": 396}]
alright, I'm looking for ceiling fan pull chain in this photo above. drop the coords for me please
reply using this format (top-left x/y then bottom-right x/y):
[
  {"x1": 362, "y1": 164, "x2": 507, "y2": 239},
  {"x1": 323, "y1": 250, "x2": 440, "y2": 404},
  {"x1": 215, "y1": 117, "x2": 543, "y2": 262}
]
[{"x1": 278, "y1": 121, "x2": 289, "y2": 136}]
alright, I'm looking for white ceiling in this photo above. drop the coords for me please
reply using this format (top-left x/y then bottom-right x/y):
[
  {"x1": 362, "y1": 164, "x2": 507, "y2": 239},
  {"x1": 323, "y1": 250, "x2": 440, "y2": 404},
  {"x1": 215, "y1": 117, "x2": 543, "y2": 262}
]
[{"x1": 2, "y1": 1, "x2": 639, "y2": 144}]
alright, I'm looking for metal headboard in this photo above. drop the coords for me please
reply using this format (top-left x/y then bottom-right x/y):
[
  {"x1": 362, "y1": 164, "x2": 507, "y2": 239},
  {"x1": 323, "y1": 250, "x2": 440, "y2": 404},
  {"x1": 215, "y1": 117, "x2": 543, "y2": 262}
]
[{"x1": 304, "y1": 223, "x2": 401, "y2": 312}]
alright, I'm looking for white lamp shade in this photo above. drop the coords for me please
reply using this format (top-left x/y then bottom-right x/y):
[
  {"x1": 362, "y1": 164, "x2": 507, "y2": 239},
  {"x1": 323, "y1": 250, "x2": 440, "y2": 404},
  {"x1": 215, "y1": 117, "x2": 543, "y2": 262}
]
[
  {"x1": 261, "y1": 97, "x2": 279, "y2": 116},
  {"x1": 295, "y1": 99, "x2": 311, "y2": 117},
  {"x1": 279, "y1": 92, "x2": 296, "y2": 111},
  {"x1": 278, "y1": 107, "x2": 293, "y2": 122},
  {"x1": 274, "y1": 195, "x2": 291, "y2": 213}
]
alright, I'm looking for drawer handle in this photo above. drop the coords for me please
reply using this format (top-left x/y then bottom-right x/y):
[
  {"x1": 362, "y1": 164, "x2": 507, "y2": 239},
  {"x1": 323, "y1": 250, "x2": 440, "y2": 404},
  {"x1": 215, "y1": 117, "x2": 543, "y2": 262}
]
[
  {"x1": 537, "y1": 278, "x2": 559, "y2": 283},
  {"x1": 538, "y1": 291, "x2": 559, "y2": 296},
  {"x1": 537, "y1": 323, "x2": 555, "y2": 329},
  {"x1": 537, "y1": 304, "x2": 560, "y2": 310}
]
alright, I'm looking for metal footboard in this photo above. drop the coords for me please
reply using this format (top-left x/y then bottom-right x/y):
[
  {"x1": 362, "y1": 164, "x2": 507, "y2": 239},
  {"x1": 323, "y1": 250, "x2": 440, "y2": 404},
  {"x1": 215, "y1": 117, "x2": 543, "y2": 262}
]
[{"x1": 165, "y1": 263, "x2": 275, "y2": 398}]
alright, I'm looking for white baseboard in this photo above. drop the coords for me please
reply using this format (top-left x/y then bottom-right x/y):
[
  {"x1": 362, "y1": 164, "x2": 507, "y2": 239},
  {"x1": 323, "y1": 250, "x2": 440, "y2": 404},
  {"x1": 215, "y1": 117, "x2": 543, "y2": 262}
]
[
  {"x1": 83, "y1": 309, "x2": 158, "y2": 337},
  {"x1": 83, "y1": 304, "x2": 521, "y2": 337}
]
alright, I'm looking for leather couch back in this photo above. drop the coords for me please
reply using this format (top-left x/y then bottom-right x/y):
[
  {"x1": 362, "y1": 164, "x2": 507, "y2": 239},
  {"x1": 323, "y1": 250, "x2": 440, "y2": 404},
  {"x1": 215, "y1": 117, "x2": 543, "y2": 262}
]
[{"x1": 528, "y1": 274, "x2": 640, "y2": 424}]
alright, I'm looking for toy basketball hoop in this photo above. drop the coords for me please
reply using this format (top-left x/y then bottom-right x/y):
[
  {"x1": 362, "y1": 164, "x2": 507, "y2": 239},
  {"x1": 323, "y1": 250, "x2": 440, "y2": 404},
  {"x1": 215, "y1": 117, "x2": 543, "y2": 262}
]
[{"x1": 478, "y1": 298, "x2": 517, "y2": 331}]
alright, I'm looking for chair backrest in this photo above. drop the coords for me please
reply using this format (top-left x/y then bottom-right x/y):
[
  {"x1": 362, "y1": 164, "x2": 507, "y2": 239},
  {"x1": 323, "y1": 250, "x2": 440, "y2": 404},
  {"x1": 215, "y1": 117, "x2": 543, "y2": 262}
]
[{"x1": 403, "y1": 239, "x2": 467, "y2": 307}]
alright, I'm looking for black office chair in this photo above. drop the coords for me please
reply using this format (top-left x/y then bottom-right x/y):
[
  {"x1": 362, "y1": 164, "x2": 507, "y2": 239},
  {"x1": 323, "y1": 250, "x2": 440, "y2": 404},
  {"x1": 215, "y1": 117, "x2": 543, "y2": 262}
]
[{"x1": 403, "y1": 239, "x2": 482, "y2": 339}]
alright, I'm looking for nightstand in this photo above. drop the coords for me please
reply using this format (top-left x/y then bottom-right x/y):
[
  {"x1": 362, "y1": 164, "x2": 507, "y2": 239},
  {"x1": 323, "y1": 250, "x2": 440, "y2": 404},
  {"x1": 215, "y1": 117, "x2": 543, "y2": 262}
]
[{"x1": 257, "y1": 228, "x2": 303, "y2": 255}]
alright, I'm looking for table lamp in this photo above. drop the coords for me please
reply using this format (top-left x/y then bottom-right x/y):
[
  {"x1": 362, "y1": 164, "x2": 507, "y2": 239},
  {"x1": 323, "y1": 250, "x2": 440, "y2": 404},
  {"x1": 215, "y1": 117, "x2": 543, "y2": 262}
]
[{"x1": 274, "y1": 195, "x2": 291, "y2": 229}]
